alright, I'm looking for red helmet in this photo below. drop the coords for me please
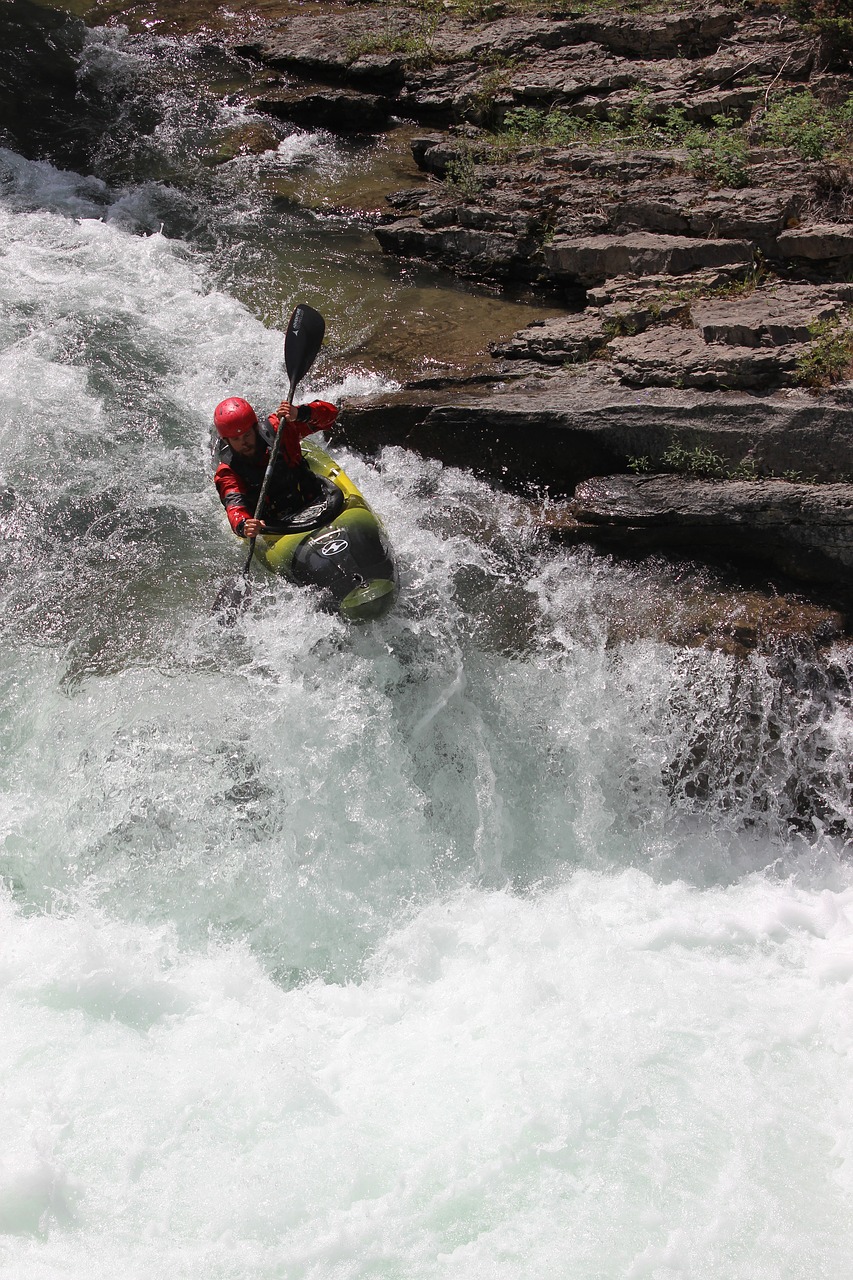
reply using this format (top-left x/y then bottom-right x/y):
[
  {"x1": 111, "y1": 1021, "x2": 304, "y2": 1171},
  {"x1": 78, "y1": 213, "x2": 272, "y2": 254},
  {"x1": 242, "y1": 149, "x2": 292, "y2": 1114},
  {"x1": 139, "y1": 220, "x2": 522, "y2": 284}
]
[{"x1": 213, "y1": 396, "x2": 257, "y2": 438}]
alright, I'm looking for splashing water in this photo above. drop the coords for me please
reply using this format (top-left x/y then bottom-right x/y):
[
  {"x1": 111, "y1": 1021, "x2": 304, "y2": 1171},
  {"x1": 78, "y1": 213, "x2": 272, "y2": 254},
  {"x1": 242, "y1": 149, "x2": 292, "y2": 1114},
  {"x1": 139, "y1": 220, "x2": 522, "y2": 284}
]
[{"x1": 1, "y1": 47, "x2": 853, "y2": 1279}]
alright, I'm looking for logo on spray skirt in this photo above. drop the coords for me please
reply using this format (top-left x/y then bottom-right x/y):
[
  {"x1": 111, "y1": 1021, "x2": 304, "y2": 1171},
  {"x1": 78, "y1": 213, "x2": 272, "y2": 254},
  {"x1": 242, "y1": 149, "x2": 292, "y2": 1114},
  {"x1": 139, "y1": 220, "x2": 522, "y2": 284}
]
[
  {"x1": 312, "y1": 529, "x2": 349, "y2": 557},
  {"x1": 319, "y1": 538, "x2": 349, "y2": 556}
]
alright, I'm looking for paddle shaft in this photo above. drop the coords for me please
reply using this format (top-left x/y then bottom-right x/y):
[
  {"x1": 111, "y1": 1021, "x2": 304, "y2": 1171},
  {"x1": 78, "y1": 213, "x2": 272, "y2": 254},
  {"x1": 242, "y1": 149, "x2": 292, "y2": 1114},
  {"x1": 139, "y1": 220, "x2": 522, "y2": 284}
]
[
  {"x1": 240, "y1": 303, "x2": 325, "y2": 576},
  {"x1": 242, "y1": 373, "x2": 297, "y2": 575}
]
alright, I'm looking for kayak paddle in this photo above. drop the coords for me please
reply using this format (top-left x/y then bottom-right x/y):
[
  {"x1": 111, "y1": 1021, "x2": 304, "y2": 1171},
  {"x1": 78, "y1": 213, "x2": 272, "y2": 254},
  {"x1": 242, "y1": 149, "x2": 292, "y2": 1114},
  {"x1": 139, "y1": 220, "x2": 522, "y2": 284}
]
[{"x1": 214, "y1": 302, "x2": 326, "y2": 617}]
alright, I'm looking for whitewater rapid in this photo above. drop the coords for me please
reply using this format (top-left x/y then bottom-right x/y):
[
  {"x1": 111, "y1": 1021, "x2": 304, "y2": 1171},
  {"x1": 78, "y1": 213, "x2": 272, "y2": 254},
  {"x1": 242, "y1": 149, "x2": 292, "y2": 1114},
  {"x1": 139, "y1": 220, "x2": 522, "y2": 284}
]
[{"x1": 2, "y1": 141, "x2": 853, "y2": 1277}]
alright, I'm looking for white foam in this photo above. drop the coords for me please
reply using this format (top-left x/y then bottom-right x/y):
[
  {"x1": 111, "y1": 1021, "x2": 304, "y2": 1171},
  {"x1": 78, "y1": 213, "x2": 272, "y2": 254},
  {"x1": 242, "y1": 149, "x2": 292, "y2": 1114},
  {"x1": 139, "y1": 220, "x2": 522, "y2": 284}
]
[
  {"x1": 272, "y1": 130, "x2": 344, "y2": 173},
  {"x1": 0, "y1": 874, "x2": 851, "y2": 1276},
  {"x1": 2, "y1": 178, "x2": 853, "y2": 1278}
]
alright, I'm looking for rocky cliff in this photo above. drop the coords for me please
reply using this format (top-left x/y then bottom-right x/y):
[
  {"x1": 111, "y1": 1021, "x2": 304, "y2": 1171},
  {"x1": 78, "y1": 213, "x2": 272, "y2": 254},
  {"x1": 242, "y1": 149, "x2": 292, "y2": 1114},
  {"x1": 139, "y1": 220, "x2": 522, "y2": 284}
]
[
  {"x1": 217, "y1": 0, "x2": 853, "y2": 622},
  {"x1": 9, "y1": 0, "x2": 853, "y2": 638}
]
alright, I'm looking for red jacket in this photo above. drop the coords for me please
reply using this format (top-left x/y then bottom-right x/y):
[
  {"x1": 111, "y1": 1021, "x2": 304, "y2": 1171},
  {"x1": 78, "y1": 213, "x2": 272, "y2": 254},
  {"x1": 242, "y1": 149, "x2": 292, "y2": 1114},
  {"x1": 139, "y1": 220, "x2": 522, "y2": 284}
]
[{"x1": 214, "y1": 400, "x2": 338, "y2": 535}]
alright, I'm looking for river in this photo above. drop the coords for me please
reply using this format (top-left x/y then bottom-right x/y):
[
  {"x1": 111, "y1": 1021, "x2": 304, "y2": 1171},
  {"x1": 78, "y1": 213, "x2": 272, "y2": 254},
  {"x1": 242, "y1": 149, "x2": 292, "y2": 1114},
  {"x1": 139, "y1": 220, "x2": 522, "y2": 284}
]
[{"x1": 1, "y1": 14, "x2": 852, "y2": 1278}]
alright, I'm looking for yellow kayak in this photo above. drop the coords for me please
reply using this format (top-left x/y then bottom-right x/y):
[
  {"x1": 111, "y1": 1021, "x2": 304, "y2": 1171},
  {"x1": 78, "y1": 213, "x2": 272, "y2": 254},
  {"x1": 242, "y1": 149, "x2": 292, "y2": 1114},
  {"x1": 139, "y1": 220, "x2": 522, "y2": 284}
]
[{"x1": 249, "y1": 440, "x2": 398, "y2": 622}]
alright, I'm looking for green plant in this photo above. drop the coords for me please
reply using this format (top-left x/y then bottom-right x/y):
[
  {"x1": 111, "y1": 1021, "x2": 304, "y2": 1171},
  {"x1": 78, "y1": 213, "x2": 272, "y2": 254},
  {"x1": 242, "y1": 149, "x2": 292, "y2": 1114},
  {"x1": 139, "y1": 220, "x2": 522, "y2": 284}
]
[
  {"x1": 783, "y1": 0, "x2": 853, "y2": 65},
  {"x1": 661, "y1": 442, "x2": 731, "y2": 478},
  {"x1": 487, "y1": 96, "x2": 754, "y2": 187},
  {"x1": 761, "y1": 89, "x2": 853, "y2": 160},
  {"x1": 795, "y1": 315, "x2": 853, "y2": 387},
  {"x1": 497, "y1": 105, "x2": 600, "y2": 148},
  {"x1": 468, "y1": 55, "x2": 518, "y2": 127},
  {"x1": 648, "y1": 443, "x2": 767, "y2": 480},
  {"x1": 684, "y1": 114, "x2": 750, "y2": 188},
  {"x1": 626, "y1": 86, "x2": 653, "y2": 128},
  {"x1": 439, "y1": 0, "x2": 499, "y2": 16},
  {"x1": 602, "y1": 311, "x2": 639, "y2": 338},
  {"x1": 346, "y1": 4, "x2": 441, "y2": 66},
  {"x1": 492, "y1": 94, "x2": 692, "y2": 155},
  {"x1": 730, "y1": 457, "x2": 759, "y2": 480},
  {"x1": 707, "y1": 263, "x2": 766, "y2": 299},
  {"x1": 628, "y1": 443, "x2": 838, "y2": 482},
  {"x1": 658, "y1": 106, "x2": 692, "y2": 143},
  {"x1": 445, "y1": 145, "x2": 484, "y2": 199}
]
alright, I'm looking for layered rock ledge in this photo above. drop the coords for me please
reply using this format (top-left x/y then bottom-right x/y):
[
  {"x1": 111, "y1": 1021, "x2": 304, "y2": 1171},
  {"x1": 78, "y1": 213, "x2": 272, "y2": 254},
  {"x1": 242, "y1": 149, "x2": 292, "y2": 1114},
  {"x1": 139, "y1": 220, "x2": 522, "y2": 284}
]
[
  {"x1": 338, "y1": 367, "x2": 853, "y2": 600},
  {"x1": 74, "y1": 0, "x2": 853, "y2": 636},
  {"x1": 224, "y1": 0, "x2": 853, "y2": 628}
]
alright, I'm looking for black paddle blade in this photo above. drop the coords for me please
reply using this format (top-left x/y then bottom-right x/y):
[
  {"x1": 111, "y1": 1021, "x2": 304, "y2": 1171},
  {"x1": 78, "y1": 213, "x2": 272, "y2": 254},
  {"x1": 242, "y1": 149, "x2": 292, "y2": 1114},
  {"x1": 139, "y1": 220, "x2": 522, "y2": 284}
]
[{"x1": 284, "y1": 304, "x2": 325, "y2": 390}]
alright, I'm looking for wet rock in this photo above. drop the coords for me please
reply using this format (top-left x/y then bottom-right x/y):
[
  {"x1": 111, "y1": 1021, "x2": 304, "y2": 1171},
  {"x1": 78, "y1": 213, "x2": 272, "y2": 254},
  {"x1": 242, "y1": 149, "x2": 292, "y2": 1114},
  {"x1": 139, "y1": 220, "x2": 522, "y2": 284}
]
[
  {"x1": 410, "y1": 135, "x2": 454, "y2": 174},
  {"x1": 237, "y1": 12, "x2": 410, "y2": 88},
  {"x1": 551, "y1": 185, "x2": 794, "y2": 257},
  {"x1": 340, "y1": 369, "x2": 853, "y2": 492},
  {"x1": 579, "y1": 4, "x2": 737, "y2": 56},
  {"x1": 210, "y1": 121, "x2": 281, "y2": 163},
  {"x1": 684, "y1": 188, "x2": 807, "y2": 243},
  {"x1": 228, "y1": 0, "x2": 853, "y2": 305},
  {"x1": 566, "y1": 474, "x2": 853, "y2": 595},
  {"x1": 0, "y1": 0, "x2": 88, "y2": 168},
  {"x1": 375, "y1": 214, "x2": 540, "y2": 280},
  {"x1": 824, "y1": 283, "x2": 853, "y2": 303},
  {"x1": 585, "y1": 267, "x2": 750, "y2": 306},
  {"x1": 548, "y1": 176, "x2": 807, "y2": 247},
  {"x1": 587, "y1": 82, "x2": 763, "y2": 124},
  {"x1": 490, "y1": 280, "x2": 846, "y2": 390},
  {"x1": 192, "y1": 0, "x2": 853, "y2": 615},
  {"x1": 694, "y1": 14, "x2": 817, "y2": 86},
  {"x1": 234, "y1": 3, "x2": 766, "y2": 134},
  {"x1": 497, "y1": 45, "x2": 642, "y2": 111},
  {"x1": 598, "y1": 296, "x2": 692, "y2": 334},
  {"x1": 252, "y1": 87, "x2": 390, "y2": 132},
  {"x1": 529, "y1": 507, "x2": 847, "y2": 650},
  {"x1": 550, "y1": 148, "x2": 682, "y2": 181},
  {"x1": 674, "y1": 591, "x2": 846, "y2": 655}
]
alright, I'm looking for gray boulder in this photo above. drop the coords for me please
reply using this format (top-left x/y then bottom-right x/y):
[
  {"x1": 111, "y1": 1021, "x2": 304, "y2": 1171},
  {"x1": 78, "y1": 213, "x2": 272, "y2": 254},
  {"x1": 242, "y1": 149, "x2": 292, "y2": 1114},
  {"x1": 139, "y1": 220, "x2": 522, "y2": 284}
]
[
  {"x1": 543, "y1": 232, "x2": 755, "y2": 286},
  {"x1": 776, "y1": 225, "x2": 853, "y2": 263},
  {"x1": 608, "y1": 328, "x2": 801, "y2": 389},
  {"x1": 568, "y1": 474, "x2": 853, "y2": 592},
  {"x1": 690, "y1": 286, "x2": 842, "y2": 346}
]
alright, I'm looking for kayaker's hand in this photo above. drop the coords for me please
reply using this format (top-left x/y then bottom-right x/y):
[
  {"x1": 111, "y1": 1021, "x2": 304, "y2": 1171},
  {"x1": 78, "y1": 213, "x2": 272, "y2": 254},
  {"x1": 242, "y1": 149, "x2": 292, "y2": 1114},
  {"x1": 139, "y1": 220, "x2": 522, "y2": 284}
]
[
  {"x1": 277, "y1": 400, "x2": 298, "y2": 422},
  {"x1": 243, "y1": 518, "x2": 266, "y2": 538}
]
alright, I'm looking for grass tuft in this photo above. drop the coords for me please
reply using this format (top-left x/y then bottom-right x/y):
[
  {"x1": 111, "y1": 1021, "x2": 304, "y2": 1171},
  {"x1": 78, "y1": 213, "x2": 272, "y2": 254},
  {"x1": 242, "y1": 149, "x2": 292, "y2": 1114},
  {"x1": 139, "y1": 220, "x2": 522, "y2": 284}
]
[{"x1": 795, "y1": 315, "x2": 853, "y2": 387}]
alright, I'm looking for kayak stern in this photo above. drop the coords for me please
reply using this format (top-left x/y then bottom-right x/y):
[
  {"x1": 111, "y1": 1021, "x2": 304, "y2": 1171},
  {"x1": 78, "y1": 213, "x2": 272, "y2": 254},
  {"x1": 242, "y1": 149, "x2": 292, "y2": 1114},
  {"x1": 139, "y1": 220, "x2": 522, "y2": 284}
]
[{"x1": 339, "y1": 578, "x2": 397, "y2": 622}]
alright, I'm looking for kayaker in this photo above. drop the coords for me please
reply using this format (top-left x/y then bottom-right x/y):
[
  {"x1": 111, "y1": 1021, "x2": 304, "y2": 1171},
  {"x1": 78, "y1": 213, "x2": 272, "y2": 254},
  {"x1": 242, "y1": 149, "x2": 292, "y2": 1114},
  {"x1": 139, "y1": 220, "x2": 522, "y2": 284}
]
[{"x1": 213, "y1": 394, "x2": 338, "y2": 537}]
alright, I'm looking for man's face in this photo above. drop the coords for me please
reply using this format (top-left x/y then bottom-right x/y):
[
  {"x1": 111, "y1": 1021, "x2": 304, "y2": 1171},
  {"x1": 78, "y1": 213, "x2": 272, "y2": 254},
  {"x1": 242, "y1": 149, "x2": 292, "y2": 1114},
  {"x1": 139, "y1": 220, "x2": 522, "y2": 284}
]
[{"x1": 227, "y1": 426, "x2": 257, "y2": 457}]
